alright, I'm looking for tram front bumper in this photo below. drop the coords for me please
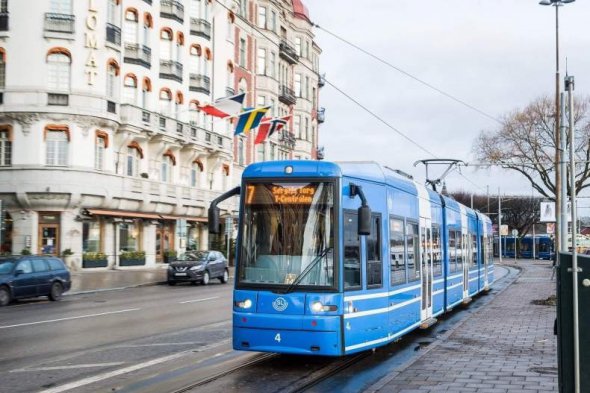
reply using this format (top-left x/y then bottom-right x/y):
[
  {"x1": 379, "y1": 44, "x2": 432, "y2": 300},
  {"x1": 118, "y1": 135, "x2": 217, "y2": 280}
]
[{"x1": 233, "y1": 312, "x2": 342, "y2": 356}]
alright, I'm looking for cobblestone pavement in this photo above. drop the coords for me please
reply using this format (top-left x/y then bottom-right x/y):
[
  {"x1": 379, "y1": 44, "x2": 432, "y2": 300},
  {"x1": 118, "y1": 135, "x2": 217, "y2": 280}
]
[{"x1": 369, "y1": 260, "x2": 557, "y2": 393}]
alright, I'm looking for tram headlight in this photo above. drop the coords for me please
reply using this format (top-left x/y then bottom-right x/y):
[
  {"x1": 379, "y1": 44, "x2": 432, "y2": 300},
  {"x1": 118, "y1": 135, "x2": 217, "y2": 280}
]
[
  {"x1": 311, "y1": 301, "x2": 337, "y2": 313},
  {"x1": 234, "y1": 299, "x2": 252, "y2": 309}
]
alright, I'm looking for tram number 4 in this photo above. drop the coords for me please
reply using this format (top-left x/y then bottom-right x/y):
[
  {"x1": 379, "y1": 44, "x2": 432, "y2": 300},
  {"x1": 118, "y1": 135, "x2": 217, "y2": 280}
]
[{"x1": 274, "y1": 333, "x2": 281, "y2": 343}]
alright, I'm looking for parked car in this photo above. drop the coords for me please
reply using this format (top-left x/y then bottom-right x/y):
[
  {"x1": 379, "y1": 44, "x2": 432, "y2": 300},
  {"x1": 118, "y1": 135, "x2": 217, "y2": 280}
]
[
  {"x1": 0, "y1": 255, "x2": 71, "y2": 306},
  {"x1": 167, "y1": 250, "x2": 229, "y2": 286}
]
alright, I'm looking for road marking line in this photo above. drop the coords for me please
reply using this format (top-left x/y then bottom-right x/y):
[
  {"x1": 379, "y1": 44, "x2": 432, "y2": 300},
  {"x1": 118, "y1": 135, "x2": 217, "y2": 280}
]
[
  {"x1": 179, "y1": 296, "x2": 219, "y2": 304},
  {"x1": 38, "y1": 340, "x2": 230, "y2": 393},
  {"x1": 11, "y1": 362, "x2": 125, "y2": 372},
  {"x1": 0, "y1": 308, "x2": 141, "y2": 329}
]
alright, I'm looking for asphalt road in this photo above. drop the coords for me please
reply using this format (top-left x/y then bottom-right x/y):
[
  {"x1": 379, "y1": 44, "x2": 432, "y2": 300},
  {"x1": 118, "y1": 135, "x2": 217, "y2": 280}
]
[{"x1": 0, "y1": 280, "x2": 235, "y2": 393}]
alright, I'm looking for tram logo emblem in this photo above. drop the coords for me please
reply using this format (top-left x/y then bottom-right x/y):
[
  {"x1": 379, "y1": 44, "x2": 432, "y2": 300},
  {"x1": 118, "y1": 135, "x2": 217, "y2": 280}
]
[{"x1": 272, "y1": 297, "x2": 288, "y2": 312}]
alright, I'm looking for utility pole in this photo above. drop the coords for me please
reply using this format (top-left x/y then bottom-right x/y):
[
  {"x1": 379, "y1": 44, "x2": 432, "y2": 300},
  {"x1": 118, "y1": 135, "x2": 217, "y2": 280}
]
[{"x1": 498, "y1": 187, "x2": 502, "y2": 264}]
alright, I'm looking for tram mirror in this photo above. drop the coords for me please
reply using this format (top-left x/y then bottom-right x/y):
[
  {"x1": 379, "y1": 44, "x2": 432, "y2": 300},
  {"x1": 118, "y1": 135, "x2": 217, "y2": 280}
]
[
  {"x1": 358, "y1": 205, "x2": 371, "y2": 235},
  {"x1": 208, "y1": 206, "x2": 220, "y2": 234}
]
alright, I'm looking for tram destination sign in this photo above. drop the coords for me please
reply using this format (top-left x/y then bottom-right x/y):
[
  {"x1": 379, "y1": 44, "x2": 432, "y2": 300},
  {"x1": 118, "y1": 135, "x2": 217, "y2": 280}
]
[{"x1": 246, "y1": 184, "x2": 319, "y2": 205}]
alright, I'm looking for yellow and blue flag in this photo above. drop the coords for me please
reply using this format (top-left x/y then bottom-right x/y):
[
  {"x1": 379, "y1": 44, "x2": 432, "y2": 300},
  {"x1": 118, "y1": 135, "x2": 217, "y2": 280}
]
[{"x1": 234, "y1": 106, "x2": 271, "y2": 135}]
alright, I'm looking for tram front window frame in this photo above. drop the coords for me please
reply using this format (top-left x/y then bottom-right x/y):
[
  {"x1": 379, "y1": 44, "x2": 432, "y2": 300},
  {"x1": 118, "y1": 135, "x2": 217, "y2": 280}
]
[{"x1": 237, "y1": 179, "x2": 337, "y2": 292}]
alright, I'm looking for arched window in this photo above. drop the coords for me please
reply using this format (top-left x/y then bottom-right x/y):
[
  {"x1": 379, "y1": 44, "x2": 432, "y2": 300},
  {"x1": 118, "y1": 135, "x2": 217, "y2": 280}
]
[
  {"x1": 123, "y1": 73, "x2": 137, "y2": 104},
  {"x1": 190, "y1": 159, "x2": 203, "y2": 187},
  {"x1": 47, "y1": 49, "x2": 71, "y2": 92},
  {"x1": 0, "y1": 125, "x2": 12, "y2": 167},
  {"x1": 45, "y1": 125, "x2": 69, "y2": 166},
  {"x1": 95, "y1": 131, "x2": 109, "y2": 170},
  {"x1": 124, "y1": 8, "x2": 138, "y2": 43},
  {"x1": 107, "y1": 0, "x2": 120, "y2": 25},
  {"x1": 106, "y1": 59, "x2": 119, "y2": 99},
  {"x1": 141, "y1": 77, "x2": 151, "y2": 109},
  {"x1": 189, "y1": 100, "x2": 200, "y2": 125},
  {"x1": 159, "y1": 88, "x2": 172, "y2": 115},
  {"x1": 175, "y1": 91, "x2": 183, "y2": 119},
  {"x1": 126, "y1": 142, "x2": 143, "y2": 177},
  {"x1": 161, "y1": 150, "x2": 175, "y2": 183},
  {"x1": 143, "y1": 12, "x2": 153, "y2": 46},
  {"x1": 160, "y1": 28, "x2": 173, "y2": 61}
]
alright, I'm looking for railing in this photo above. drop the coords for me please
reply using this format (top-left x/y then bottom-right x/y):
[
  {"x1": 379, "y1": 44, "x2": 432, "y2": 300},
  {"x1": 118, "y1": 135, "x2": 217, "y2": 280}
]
[
  {"x1": 124, "y1": 43, "x2": 151, "y2": 68},
  {"x1": 279, "y1": 40, "x2": 299, "y2": 64},
  {"x1": 0, "y1": 13, "x2": 8, "y2": 31},
  {"x1": 317, "y1": 107, "x2": 325, "y2": 123},
  {"x1": 160, "y1": 60, "x2": 183, "y2": 82},
  {"x1": 316, "y1": 146, "x2": 325, "y2": 160},
  {"x1": 106, "y1": 23, "x2": 121, "y2": 46},
  {"x1": 44, "y1": 13, "x2": 75, "y2": 33},
  {"x1": 279, "y1": 85, "x2": 296, "y2": 106},
  {"x1": 189, "y1": 73, "x2": 210, "y2": 94},
  {"x1": 279, "y1": 130, "x2": 296, "y2": 149},
  {"x1": 318, "y1": 73, "x2": 326, "y2": 88},
  {"x1": 160, "y1": 0, "x2": 184, "y2": 23},
  {"x1": 190, "y1": 17, "x2": 211, "y2": 39}
]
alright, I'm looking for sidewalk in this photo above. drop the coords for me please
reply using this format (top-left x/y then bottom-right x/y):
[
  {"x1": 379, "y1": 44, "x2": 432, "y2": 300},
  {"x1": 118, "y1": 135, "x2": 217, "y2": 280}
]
[{"x1": 369, "y1": 259, "x2": 558, "y2": 393}]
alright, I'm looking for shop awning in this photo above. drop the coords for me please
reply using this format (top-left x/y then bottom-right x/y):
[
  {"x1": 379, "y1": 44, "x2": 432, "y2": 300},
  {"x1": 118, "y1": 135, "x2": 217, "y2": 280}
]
[{"x1": 85, "y1": 209, "x2": 208, "y2": 223}]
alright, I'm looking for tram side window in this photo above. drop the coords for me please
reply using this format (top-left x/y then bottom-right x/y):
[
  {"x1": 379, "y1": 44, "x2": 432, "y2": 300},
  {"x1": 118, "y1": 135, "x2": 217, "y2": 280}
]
[
  {"x1": 449, "y1": 230, "x2": 457, "y2": 273},
  {"x1": 471, "y1": 234, "x2": 478, "y2": 270},
  {"x1": 456, "y1": 232, "x2": 463, "y2": 272},
  {"x1": 488, "y1": 235, "x2": 494, "y2": 264},
  {"x1": 432, "y1": 225, "x2": 442, "y2": 277},
  {"x1": 366, "y1": 215, "x2": 382, "y2": 288},
  {"x1": 407, "y1": 222, "x2": 420, "y2": 282},
  {"x1": 343, "y1": 211, "x2": 361, "y2": 290},
  {"x1": 390, "y1": 217, "x2": 406, "y2": 286}
]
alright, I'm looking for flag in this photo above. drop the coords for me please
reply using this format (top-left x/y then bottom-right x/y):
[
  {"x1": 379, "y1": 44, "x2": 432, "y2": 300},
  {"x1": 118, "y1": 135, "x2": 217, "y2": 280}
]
[
  {"x1": 234, "y1": 106, "x2": 271, "y2": 135},
  {"x1": 199, "y1": 93, "x2": 245, "y2": 118},
  {"x1": 254, "y1": 115, "x2": 291, "y2": 144}
]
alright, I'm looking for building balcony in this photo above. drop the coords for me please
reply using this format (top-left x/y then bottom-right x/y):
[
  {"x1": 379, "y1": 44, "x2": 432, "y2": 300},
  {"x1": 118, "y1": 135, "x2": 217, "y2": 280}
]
[
  {"x1": 160, "y1": 60, "x2": 183, "y2": 83},
  {"x1": 160, "y1": 0, "x2": 184, "y2": 23},
  {"x1": 106, "y1": 23, "x2": 121, "y2": 46},
  {"x1": 316, "y1": 146, "x2": 325, "y2": 160},
  {"x1": 44, "y1": 13, "x2": 75, "y2": 34},
  {"x1": 0, "y1": 13, "x2": 8, "y2": 31},
  {"x1": 279, "y1": 85, "x2": 296, "y2": 106},
  {"x1": 279, "y1": 40, "x2": 299, "y2": 64},
  {"x1": 318, "y1": 73, "x2": 326, "y2": 88},
  {"x1": 317, "y1": 107, "x2": 325, "y2": 123},
  {"x1": 189, "y1": 73, "x2": 210, "y2": 94},
  {"x1": 279, "y1": 130, "x2": 296, "y2": 149},
  {"x1": 226, "y1": 87, "x2": 235, "y2": 96},
  {"x1": 124, "y1": 43, "x2": 151, "y2": 69},
  {"x1": 190, "y1": 18, "x2": 211, "y2": 39}
]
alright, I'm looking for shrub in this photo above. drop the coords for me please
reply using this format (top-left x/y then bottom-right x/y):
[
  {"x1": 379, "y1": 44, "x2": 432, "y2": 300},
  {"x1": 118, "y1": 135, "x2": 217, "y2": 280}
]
[
  {"x1": 83, "y1": 252, "x2": 107, "y2": 261},
  {"x1": 120, "y1": 250, "x2": 146, "y2": 259},
  {"x1": 62, "y1": 248, "x2": 74, "y2": 256},
  {"x1": 21, "y1": 248, "x2": 31, "y2": 255}
]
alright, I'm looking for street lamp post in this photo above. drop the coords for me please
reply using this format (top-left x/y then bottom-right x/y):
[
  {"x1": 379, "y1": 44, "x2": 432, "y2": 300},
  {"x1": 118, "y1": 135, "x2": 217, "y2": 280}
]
[{"x1": 539, "y1": 0, "x2": 575, "y2": 255}]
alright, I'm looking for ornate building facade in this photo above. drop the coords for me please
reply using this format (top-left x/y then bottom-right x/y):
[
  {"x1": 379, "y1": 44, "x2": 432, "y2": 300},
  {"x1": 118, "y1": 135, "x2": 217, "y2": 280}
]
[{"x1": 0, "y1": 0, "x2": 323, "y2": 268}]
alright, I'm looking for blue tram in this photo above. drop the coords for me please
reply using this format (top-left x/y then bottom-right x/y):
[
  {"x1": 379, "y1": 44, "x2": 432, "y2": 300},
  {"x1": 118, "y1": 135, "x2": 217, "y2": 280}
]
[
  {"x1": 519, "y1": 235, "x2": 554, "y2": 260},
  {"x1": 209, "y1": 161, "x2": 494, "y2": 356}
]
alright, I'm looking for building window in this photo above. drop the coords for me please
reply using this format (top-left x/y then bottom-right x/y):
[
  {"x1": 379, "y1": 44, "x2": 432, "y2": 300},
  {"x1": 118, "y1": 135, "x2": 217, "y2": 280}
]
[
  {"x1": 190, "y1": 161, "x2": 202, "y2": 187},
  {"x1": 160, "y1": 28, "x2": 173, "y2": 60},
  {"x1": 239, "y1": 0, "x2": 247, "y2": 17},
  {"x1": 0, "y1": 126, "x2": 11, "y2": 167},
  {"x1": 0, "y1": 49, "x2": 5, "y2": 91},
  {"x1": 239, "y1": 38, "x2": 246, "y2": 68},
  {"x1": 294, "y1": 73, "x2": 301, "y2": 97},
  {"x1": 50, "y1": 0, "x2": 72, "y2": 13},
  {"x1": 295, "y1": 37, "x2": 301, "y2": 57},
  {"x1": 106, "y1": 60, "x2": 119, "y2": 100},
  {"x1": 294, "y1": 115, "x2": 301, "y2": 139},
  {"x1": 270, "y1": 10, "x2": 276, "y2": 32},
  {"x1": 95, "y1": 135, "x2": 106, "y2": 170},
  {"x1": 269, "y1": 52, "x2": 276, "y2": 79},
  {"x1": 256, "y1": 144, "x2": 264, "y2": 162},
  {"x1": 47, "y1": 52, "x2": 71, "y2": 92},
  {"x1": 159, "y1": 88, "x2": 172, "y2": 115},
  {"x1": 124, "y1": 9, "x2": 138, "y2": 43},
  {"x1": 126, "y1": 146, "x2": 141, "y2": 177},
  {"x1": 46, "y1": 129, "x2": 68, "y2": 166},
  {"x1": 141, "y1": 77, "x2": 151, "y2": 110},
  {"x1": 256, "y1": 48, "x2": 266, "y2": 75},
  {"x1": 119, "y1": 222, "x2": 139, "y2": 252},
  {"x1": 257, "y1": 6, "x2": 266, "y2": 28},
  {"x1": 123, "y1": 74, "x2": 137, "y2": 104},
  {"x1": 256, "y1": 95, "x2": 265, "y2": 107},
  {"x1": 304, "y1": 117, "x2": 309, "y2": 141},
  {"x1": 107, "y1": 0, "x2": 119, "y2": 25},
  {"x1": 161, "y1": 155, "x2": 172, "y2": 183},
  {"x1": 83, "y1": 221, "x2": 101, "y2": 252}
]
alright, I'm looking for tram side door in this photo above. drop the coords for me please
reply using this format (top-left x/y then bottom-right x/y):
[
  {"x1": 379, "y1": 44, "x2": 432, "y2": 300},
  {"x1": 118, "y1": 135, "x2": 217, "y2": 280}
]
[
  {"x1": 420, "y1": 218, "x2": 433, "y2": 320},
  {"x1": 463, "y1": 233, "x2": 470, "y2": 298}
]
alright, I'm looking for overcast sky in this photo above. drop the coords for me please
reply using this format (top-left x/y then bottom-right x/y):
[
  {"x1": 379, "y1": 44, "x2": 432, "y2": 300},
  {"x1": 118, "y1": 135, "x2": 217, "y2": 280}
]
[{"x1": 305, "y1": 0, "x2": 590, "y2": 200}]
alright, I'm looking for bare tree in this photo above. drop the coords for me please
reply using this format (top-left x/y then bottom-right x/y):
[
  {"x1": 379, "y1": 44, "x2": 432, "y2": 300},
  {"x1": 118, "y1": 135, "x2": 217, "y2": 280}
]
[{"x1": 474, "y1": 95, "x2": 590, "y2": 200}]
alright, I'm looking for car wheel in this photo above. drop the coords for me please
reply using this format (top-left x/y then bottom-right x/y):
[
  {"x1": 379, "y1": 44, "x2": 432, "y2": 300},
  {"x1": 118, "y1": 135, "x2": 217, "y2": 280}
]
[
  {"x1": 0, "y1": 286, "x2": 11, "y2": 306},
  {"x1": 220, "y1": 269, "x2": 229, "y2": 284},
  {"x1": 168, "y1": 281, "x2": 176, "y2": 286},
  {"x1": 202, "y1": 271, "x2": 210, "y2": 285},
  {"x1": 49, "y1": 282, "x2": 63, "y2": 301}
]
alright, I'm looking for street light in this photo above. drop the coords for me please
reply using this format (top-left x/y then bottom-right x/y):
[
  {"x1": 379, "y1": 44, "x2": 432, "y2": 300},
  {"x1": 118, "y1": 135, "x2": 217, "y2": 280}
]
[{"x1": 539, "y1": 0, "x2": 575, "y2": 255}]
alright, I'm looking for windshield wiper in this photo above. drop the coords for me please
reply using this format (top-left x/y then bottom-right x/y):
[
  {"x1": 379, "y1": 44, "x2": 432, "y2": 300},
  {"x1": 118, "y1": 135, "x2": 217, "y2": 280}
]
[{"x1": 280, "y1": 247, "x2": 332, "y2": 294}]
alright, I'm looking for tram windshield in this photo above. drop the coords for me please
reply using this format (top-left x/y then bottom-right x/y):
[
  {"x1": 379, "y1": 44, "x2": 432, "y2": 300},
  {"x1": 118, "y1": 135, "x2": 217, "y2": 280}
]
[{"x1": 238, "y1": 181, "x2": 335, "y2": 290}]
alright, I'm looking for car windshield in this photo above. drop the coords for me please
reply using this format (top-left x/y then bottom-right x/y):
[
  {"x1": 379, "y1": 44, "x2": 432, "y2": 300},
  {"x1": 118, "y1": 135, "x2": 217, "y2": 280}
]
[
  {"x1": 238, "y1": 181, "x2": 335, "y2": 289},
  {"x1": 0, "y1": 260, "x2": 15, "y2": 274},
  {"x1": 178, "y1": 251, "x2": 208, "y2": 261}
]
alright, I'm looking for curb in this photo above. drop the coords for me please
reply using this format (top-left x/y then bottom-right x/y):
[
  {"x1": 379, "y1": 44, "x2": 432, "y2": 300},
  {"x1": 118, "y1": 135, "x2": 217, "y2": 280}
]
[{"x1": 66, "y1": 280, "x2": 168, "y2": 296}]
